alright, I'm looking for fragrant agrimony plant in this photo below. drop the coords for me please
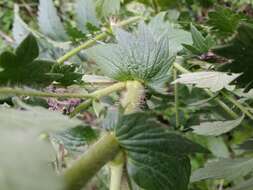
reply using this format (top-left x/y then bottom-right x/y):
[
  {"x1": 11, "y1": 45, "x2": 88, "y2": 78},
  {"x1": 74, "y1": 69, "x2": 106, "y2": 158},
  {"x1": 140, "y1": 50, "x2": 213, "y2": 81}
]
[{"x1": 1, "y1": 1, "x2": 253, "y2": 190}]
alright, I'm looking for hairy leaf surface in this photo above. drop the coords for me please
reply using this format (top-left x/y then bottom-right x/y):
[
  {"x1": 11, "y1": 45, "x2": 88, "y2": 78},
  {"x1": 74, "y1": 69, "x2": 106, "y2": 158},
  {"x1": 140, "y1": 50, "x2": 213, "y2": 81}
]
[
  {"x1": 191, "y1": 158, "x2": 253, "y2": 182},
  {"x1": 191, "y1": 115, "x2": 244, "y2": 136},
  {"x1": 115, "y1": 112, "x2": 208, "y2": 190},
  {"x1": 172, "y1": 71, "x2": 241, "y2": 92},
  {"x1": 87, "y1": 22, "x2": 175, "y2": 92}
]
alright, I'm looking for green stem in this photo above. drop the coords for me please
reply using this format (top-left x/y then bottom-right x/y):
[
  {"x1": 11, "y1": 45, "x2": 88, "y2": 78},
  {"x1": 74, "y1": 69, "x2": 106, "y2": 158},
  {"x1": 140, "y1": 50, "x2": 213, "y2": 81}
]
[
  {"x1": 0, "y1": 87, "x2": 92, "y2": 99},
  {"x1": 121, "y1": 81, "x2": 145, "y2": 114},
  {"x1": 151, "y1": 0, "x2": 160, "y2": 13},
  {"x1": 63, "y1": 133, "x2": 121, "y2": 190},
  {"x1": 173, "y1": 62, "x2": 238, "y2": 119},
  {"x1": 69, "y1": 99, "x2": 92, "y2": 118},
  {"x1": 90, "y1": 82, "x2": 126, "y2": 99},
  {"x1": 173, "y1": 66, "x2": 180, "y2": 129},
  {"x1": 57, "y1": 16, "x2": 143, "y2": 64},
  {"x1": 109, "y1": 80, "x2": 144, "y2": 190},
  {"x1": 221, "y1": 91, "x2": 253, "y2": 120},
  {"x1": 110, "y1": 152, "x2": 125, "y2": 190},
  {"x1": 0, "y1": 82, "x2": 126, "y2": 100}
]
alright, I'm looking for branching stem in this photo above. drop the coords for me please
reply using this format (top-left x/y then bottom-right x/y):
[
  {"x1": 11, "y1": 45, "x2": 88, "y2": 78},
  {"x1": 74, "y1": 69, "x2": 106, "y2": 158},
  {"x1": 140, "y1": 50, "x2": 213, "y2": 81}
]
[
  {"x1": 57, "y1": 16, "x2": 143, "y2": 64},
  {"x1": 63, "y1": 133, "x2": 121, "y2": 190},
  {"x1": 173, "y1": 66, "x2": 180, "y2": 129},
  {"x1": 173, "y1": 62, "x2": 239, "y2": 119}
]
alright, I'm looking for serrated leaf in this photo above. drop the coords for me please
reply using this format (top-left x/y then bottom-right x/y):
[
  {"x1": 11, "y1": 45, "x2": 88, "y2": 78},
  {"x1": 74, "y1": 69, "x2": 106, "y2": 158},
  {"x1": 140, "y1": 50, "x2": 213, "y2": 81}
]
[
  {"x1": 207, "y1": 7, "x2": 245, "y2": 38},
  {"x1": 191, "y1": 115, "x2": 244, "y2": 136},
  {"x1": 95, "y1": 0, "x2": 121, "y2": 18},
  {"x1": 0, "y1": 34, "x2": 57, "y2": 86},
  {"x1": 127, "y1": 152, "x2": 191, "y2": 190},
  {"x1": 0, "y1": 34, "x2": 80, "y2": 86},
  {"x1": 183, "y1": 24, "x2": 215, "y2": 55},
  {"x1": 87, "y1": 22, "x2": 175, "y2": 91},
  {"x1": 172, "y1": 71, "x2": 241, "y2": 92},
  {"x1": 53, "y1": 125, "x2": 98, "y2": 153},
  {"x1": 214, "y1": 23, "x2": 253, "y2": 89},
  {"x1": 12, "y1": 4, "x2": 73, "y2": 59},
  {"x1": 75, "y1": 0, "x2": 100, "y2": 33},
  {"x1": 51, "y1": 64, "x2": 82, "y2": 86},
  {"x1": 149, "y1": 12, "x2": 192, "y2": 54},
  {"x1": 191, "y1": 158, "x2": 253, "y2": 182},
  {"x1": 38, "y1": 0, "x2": 69, "y2": 41},
  {"x1": 115, "y1": 112, "x2": 208, "y2": 190},
  {"x1": 12, "y1": 4, "x2": 30, "y2": 44}
]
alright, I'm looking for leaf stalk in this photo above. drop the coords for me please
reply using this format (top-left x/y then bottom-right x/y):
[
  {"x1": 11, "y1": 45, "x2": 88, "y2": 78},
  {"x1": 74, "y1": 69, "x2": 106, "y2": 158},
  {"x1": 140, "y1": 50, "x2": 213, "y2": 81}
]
[{"x1": 57, "y1": 16, "x2": 143, "y2": 64}]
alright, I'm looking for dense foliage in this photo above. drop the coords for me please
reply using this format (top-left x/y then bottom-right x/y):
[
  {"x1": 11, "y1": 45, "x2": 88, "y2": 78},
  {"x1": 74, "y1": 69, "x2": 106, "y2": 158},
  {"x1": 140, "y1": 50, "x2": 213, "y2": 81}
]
[{"x1": 1, "y1": 0, "x2": 253, "y2": 190}]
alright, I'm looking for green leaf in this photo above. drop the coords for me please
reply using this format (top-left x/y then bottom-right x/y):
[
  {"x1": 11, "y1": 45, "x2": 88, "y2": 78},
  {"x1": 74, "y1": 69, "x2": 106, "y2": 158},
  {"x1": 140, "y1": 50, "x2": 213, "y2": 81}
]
[
  {"x1": 183, "y1": 24, "x2": 215, "y2": 55},
  {"x1": 0, "y1": 134, "x2": 63, "y2": 190},
  {"x1": 0, "y1": 104, "x2": 83, "y2": 190},
  {"x1": 191, "y1": 115, "x2": 244, "y2": 136},
  {"x1": 50, "y1": 64, "x2": 82, "y2": 86},
  {"x1": 149, "y1": 12, "x2": 192, "y2": 54},
  {"x1": 0, "y1": 105, "x2": 82, "y2": 133},
  {"x1": 228, "y1": 177, "x2": 253, "y2": 190},
  {"x1": 12, "y1": 5, "x2": 30, "y2": 44},
  {"x1": 214, "y1": 23, "x2": 253, "y2": 89},
  {"x1": 0, "y1": 34, "x2": 81, "y2": 86},
  {"x1": 95, "y1": 0, "x2": 121, "y2": 18},
  {"x1": 75, "y1": 0, "x2": 100, "y2": 33},
  {"x1": 102, "y1": 107, "x2": 120, "y2": 129},
  {"x1": 0, "y1": 34, "x2": 57, "y2": 86},
  {"x1": 87, "y1": 22, "x2": 175, "y2": 91},
  {"x1": 38, "y1": 0, "x2": 69, "y2": 41},
  {"x1": 191, "y1": 158, "x2": 253, "y2": 182},
  {"x1": 127, "y1": 152, "x2": 191, "y2": 190},
  {"x1": 207, "y1": 7, "x2": 245, "y2": 38},
  {"x1": 115, "y1": 112, "x2": 208, "y2": 190},
  {"x1": 172, "y1": 71, "x2": 241, "y2": 92},
  {"x1": 53, "y1": 125, "x2": 98, "y2": 153}
]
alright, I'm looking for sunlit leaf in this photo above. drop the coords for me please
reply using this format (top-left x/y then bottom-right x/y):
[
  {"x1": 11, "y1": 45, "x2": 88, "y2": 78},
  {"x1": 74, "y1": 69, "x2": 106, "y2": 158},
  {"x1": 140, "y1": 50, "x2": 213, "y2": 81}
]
[
  {"x1": 191, "y1": 158, "x2": 253, "y2": 182},
  {"x1": 87, "y1": 22, "x2": 175, "y2": 92},
  {"x1": 191, "y1": 115, "x2": 244, "y2": 136},
  {"x1": 172, "y1": 71, "x2": 241, "y2": 92}
]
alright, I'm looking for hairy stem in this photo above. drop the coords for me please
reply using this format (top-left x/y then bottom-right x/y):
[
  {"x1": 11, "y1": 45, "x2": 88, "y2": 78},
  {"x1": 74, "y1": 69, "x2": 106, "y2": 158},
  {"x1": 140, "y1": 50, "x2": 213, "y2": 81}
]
[
  {"x1": 221, "y1": 91, "x2": 253, "y2": 120},
  {"x1": 0, "y1": 82, "x2": 126, "y2": 100},
  {"x1": 110, "y1": 152, "x2": 125, "y2": 190},
  {"x1": 173, "y1": 66, "x2": 180, "y2": 129},
  {"x1": 173, "y1": 62, "x2": 239, "y2": 119},
  {"x1": 63, "y1": 133, "x2": 121, "y2": 190},
  {"x1": 109, "y1": 80, "x2": 145, "y2": 190},
  {"x1": 57, "y1": 16, "x2": 142, "y2": 64},
  {"x1": 121, "y1": 81, "x2": 145, "y2": 114}
]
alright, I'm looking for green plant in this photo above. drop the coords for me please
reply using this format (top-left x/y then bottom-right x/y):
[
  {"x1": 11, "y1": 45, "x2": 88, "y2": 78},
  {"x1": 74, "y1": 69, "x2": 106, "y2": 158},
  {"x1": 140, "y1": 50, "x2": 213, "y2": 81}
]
[{"x1": 1, "y1": 1, "x2": 253, "y2": 190}]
